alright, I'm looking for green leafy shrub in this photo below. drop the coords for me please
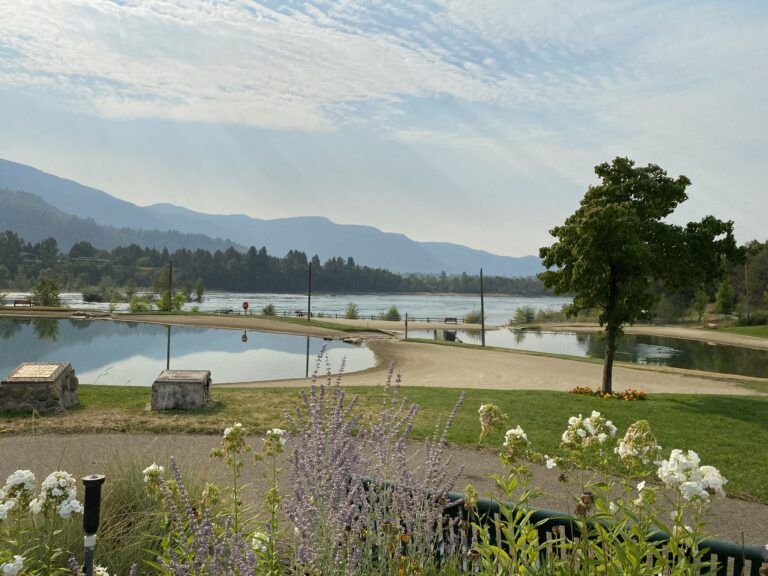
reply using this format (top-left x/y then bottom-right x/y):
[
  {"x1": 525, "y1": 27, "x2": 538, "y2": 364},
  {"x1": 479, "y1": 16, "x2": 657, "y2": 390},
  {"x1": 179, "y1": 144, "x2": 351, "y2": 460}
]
[
  {"x1": 378, "y1": 305, "x2": 401, "y2": 321},
  {"x1": 262, "y1": 303, "x2": 276, "y2": 316},
  {"x1": 345, "y1": 302, "x2": 360, "y2": 319},
  {"x1": 512, "y1": 305, "x2": 535, "y2": 324},
  {"x1": 128, "y1": 295, "x2": 153, "y2": 313},
  {"x1": 31, "y1": 276, "x2": 61, "y2": 307},
  {"x1": 82, "y1": 291, "x2": 105, "y2": 303},
  {"x1": 463, "y1": 309, "x2": 483, "y2": 324}
]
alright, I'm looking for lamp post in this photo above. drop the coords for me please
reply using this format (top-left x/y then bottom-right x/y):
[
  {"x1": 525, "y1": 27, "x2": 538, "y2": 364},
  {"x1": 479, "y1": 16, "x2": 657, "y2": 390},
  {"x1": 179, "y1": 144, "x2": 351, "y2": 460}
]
[
  {"x1": 307, "y1": 262, "x2": 312, "y2": 322},
  {"x1": 480, "y1": 268, "x2": 486, "y2": 347},
  {"x1": 82, "y1": 474, "x2": 106, "y2": 576}
]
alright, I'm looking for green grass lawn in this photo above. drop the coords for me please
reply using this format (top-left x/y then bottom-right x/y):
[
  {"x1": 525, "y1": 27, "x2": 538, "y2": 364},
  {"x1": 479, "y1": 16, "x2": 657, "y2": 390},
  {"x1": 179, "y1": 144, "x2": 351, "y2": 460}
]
[
  {"x1": 2, "y1": 385, "x2": 767, "y2": 502},
  {"x1": 720, "y1": 325, "x2": 768, "y2": 339}
]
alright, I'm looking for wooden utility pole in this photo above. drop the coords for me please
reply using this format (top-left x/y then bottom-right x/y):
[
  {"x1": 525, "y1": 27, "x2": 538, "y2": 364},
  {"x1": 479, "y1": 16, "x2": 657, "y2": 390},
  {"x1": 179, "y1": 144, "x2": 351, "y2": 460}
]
[{"x1": 480, "y1": 268, "x2": 486, "y2": 347}]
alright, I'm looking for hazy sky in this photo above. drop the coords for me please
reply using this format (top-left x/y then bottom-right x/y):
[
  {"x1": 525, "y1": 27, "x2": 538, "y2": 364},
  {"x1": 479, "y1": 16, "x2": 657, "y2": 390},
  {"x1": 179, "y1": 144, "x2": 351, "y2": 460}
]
[{"x1": 0, "y1": 0, "x2": 766, "y2": 256}]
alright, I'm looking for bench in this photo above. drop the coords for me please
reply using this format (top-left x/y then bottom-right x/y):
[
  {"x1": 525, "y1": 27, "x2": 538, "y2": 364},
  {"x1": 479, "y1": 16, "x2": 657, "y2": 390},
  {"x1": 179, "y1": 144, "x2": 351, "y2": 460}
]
[
  {"x1": 444, "y1": 317, "x2": 458, "y2": 324},
  {"x1": 295, "y1": 310, "x2": 305, "y2": 317},
  {"x1": 13, "y1": 298, "x2": 32, "y2": 307}
]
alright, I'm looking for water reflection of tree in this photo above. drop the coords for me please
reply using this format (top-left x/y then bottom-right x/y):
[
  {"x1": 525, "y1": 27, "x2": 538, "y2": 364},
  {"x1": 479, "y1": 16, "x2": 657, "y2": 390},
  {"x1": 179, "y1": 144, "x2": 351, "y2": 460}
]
[
  {"x1": 32, "y1": 318, "x2": 59, "y2": 341},
  {"x1": 0, "y1": 319, "x2": 21, "y2": 340}
]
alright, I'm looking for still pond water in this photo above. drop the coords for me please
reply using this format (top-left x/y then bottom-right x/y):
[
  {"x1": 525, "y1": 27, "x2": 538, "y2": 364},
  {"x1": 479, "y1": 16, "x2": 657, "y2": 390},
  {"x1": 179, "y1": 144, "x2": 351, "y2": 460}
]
[
  {"x1": 0, "y1": 318, "x2": 375, "y2": 386},
  {"x1": 409, "y1": 329, "x2": 768, "y2": 378}
]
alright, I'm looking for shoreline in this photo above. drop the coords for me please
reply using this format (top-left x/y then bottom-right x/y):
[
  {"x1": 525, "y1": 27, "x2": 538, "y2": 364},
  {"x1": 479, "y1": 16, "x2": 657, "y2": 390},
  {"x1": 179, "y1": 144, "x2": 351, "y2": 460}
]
[{"x1": 3, "y1": 310, "x2": 766, "y2": 394}]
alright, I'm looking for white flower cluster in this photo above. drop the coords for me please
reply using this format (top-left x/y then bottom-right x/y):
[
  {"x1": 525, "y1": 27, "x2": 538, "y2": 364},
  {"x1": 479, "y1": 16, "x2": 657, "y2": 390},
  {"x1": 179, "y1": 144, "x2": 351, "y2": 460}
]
[
  {"x1": 0, "y1": 494, "x2": 14, "y2": 521},
  {"x1": 3, "y1": 470, "x2": 35, "y2": 496},
  {"x1": 94, "y1": 565, "x2": 111, "y2": 576},
  {"x1": 252, "y1": 531, "x2": 269, "y2": 554},
  {"x1": 30, "y1": 471, "x2": 83, "y2": 519},
  {"x1": 503, "y1": 426, "x2": 528, "y2": 447},
  {"x1": 223, "y1": 422, "x2": 243, "y2": 439},
  {"x1": 615, "y1": 420, "x2": 662, "y2": 465},
  {"x1": 142, "y1": 463, "x2": 165, "y2": 484},
  {"x1": 0, "y1": 555, "x2": 24, "y2": 576},
  {"x1": 0, "y1": 470, "x2": 37, "y2": 521},
  {"x1": 657, "y1": 449, "x2": 727, "y2": 501},
  {"x1": 478, "y1": 403, "x2": 506, "y2": 441},
  {"x1": 561, "y1": 411, "x2": 617, "y2": 450},
  {"x1": 266, "y1": 428, "x2": 286, "y2": 446}
]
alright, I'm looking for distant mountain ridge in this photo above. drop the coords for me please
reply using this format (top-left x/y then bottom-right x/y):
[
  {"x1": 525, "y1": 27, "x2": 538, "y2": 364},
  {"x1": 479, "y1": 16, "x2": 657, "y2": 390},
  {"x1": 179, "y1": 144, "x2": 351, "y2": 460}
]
[
  {"x1": 0, "y1": 158, "x2": 543, "y2": 276},
  {"x1": 0, "y1": 189, "x2": 242, "y2": 253}
]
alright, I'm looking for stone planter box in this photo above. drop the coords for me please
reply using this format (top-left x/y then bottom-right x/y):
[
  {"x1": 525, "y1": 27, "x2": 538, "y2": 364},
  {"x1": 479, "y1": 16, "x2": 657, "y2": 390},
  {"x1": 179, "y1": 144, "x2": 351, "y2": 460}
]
[
  {"x1": 1, "y1": 363, "x2": 79, "y2": 413},
  {"x1": 151, "y1": 370, "x2": 211, "y2": 411}
]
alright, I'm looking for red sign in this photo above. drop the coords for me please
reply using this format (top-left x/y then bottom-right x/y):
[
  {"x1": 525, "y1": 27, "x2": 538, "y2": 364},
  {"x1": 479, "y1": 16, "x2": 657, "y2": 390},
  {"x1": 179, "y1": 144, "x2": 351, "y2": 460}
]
[{"x1": 242, "y1": 301, "x2": 249, "y2": 311}]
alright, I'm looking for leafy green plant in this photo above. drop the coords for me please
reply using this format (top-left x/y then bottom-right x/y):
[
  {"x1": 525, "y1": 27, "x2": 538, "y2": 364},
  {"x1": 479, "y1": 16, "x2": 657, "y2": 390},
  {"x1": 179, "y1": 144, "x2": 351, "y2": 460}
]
[
  {"x1": 512, "y1": 306, "x2": 535, "y2": 324},
  {"x1": 128, "y1": 295, "x2": 153, "y2": 314},
  {"x1": 463, "y1": 309, "x2": 483, "y2": 324},
  {"x1": 261, "y1": 303, "x2": 276, "y2": 316},
  {"x1": 377, "y1": 305, "x2": 401, "y2": 321},
  {"x1": 345, "y1": 302, "x2": 360, "y2": 319},
  {"x1": 31, "y1": 276, "x2": 61, "y2": 307}
]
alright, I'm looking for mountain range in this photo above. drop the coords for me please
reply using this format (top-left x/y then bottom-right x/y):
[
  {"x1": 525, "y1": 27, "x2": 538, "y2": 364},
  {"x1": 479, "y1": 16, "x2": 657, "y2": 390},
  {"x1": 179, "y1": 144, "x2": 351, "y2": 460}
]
[{"x1": 0, "y1": 158, "x2": 542, "y2": 276}]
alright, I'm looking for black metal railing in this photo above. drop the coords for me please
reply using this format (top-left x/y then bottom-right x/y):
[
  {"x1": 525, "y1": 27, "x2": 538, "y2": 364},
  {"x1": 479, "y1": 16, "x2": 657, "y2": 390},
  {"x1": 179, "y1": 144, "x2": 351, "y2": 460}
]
[{"x1": 442, "y1": 491, "x2": 767, "y2": 576}]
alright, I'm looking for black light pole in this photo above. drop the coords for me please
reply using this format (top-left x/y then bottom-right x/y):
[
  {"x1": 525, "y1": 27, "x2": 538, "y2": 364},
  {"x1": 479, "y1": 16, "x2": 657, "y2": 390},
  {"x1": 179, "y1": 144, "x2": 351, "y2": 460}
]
[
  {"x1": 168, "y1": 259, "x2": 173, "y2": 310},
  {"x1": 82, "y1": 474, "x2": 106, "y2": 576},
  {"x1": 307, "y1": 262, "x2": 312, "y2": 322},
  {"x1": 405, "y1": 313, "x2": 409, "y2": 339},
  {"x1": 305, "y1": 335, "x2": 310, "y2": 378},
  {"x1": 166, "y1": 324, "x2": 171, "y2": 370},
  {"x1": 480, "y1": 268, "x2": 486, "y2": 347}
]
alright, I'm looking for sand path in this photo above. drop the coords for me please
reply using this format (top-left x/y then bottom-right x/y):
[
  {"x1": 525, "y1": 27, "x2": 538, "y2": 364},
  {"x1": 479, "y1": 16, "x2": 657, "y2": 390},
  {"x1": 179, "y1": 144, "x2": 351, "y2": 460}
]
[
  {"x1": 1, "y1": 434, "x2": 764, "y2": 544},
  {"x1": 224, "y1": 338, "x2": 766, "y2": 395}
]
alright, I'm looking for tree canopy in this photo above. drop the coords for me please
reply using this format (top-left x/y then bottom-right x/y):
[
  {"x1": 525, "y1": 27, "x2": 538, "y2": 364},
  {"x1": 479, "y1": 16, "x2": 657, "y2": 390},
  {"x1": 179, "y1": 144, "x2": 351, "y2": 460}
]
[{"x1": 539, "y1": 157, "x2": 741, "y2": 393}]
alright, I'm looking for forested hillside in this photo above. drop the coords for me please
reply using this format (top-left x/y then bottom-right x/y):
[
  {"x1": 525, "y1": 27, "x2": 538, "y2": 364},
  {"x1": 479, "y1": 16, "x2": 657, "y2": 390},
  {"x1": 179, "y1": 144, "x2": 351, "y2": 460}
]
[{"x1": 0, "y1": 231, "x2": 548, "y2": 296}]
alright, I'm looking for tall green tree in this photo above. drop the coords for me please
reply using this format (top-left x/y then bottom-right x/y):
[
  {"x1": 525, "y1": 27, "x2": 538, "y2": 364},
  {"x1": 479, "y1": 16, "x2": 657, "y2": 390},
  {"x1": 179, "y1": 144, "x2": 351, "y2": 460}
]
[
  {"x1": 715, "y1": 279, "x2": 735, "y2": 315},
  {"x1": 539, "y1": 157, "x2": 741, "y2": 394},
  {"x1": 31, "y1": 275, "x2": 62, "y2": 307}
]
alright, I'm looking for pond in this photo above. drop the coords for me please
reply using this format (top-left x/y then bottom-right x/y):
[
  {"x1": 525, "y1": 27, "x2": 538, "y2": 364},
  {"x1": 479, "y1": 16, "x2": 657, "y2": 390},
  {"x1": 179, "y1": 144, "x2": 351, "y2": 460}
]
[
  {"x1": 0, "y1": 318, "x2": 376, "y2": 386},
  {"x1": 408, "y1": 328, "x2": 768, "y2": 378}
]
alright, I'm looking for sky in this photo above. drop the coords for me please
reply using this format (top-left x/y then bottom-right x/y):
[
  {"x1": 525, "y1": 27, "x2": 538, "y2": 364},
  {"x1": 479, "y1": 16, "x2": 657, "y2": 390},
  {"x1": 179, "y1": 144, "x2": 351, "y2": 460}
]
[{"x1": 0, "y1": 0, "x2": 766, "y2": 257}]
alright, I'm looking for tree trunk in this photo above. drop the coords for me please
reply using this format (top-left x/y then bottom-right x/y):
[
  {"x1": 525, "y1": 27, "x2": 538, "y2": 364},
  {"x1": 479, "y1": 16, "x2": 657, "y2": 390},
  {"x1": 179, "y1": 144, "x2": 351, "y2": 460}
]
[
  {"x1": 602, "y1": 321, "x2": 617, "y2": 395},
  {"x1": 602, "y1": 264, "x2": 619, "y2": 395}
]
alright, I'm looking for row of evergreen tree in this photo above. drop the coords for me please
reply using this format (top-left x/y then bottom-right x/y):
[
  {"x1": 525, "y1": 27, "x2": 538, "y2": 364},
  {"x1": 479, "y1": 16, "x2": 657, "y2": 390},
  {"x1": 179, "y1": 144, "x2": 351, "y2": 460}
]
[{"x1": 0, "y1": 231, "x2": 548, "y2": 295}]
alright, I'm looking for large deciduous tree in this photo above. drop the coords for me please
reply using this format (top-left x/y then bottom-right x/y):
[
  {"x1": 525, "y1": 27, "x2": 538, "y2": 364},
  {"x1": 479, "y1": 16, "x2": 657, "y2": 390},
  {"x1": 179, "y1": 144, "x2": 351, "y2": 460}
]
[{"x1": 539, "y1": 157, "x2": 741, "y2": 394}]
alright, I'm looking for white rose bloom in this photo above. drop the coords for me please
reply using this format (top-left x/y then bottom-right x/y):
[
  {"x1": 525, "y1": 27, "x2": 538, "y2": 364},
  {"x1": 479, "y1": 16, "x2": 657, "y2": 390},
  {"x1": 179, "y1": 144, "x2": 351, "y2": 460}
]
[
  {"x1": 0, "y1": 555, "x2": 24, "y2": 576},
  {"x1": 544, "y1": 455, "x2": 557, "y2": 470},
  {"x1": 637, "y1": 481, "x2": 646, "y2": 492},
  {"x1": 597, "y1": 433, "x2": 608, "y2": 444}
]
